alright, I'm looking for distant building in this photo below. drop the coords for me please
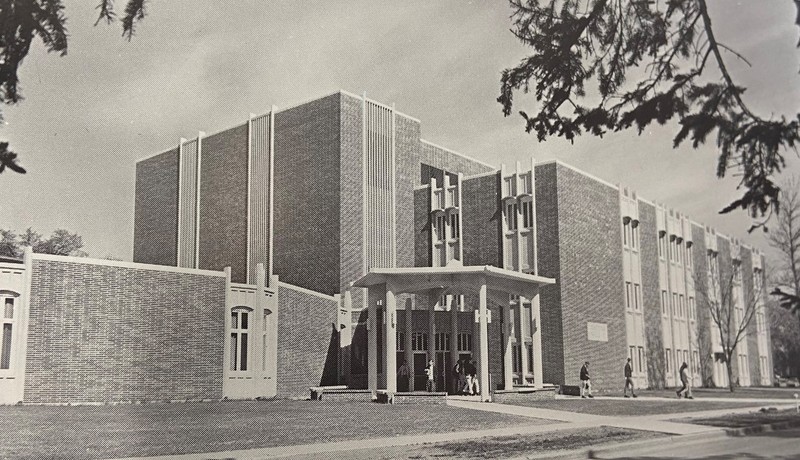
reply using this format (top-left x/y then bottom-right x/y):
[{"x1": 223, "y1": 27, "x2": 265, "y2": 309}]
[{"x1": 0, "y1": 91, "x2": 771, "y2": 404}]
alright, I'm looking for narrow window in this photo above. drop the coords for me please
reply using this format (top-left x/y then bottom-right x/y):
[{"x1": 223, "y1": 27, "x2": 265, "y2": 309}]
[
  {"x1": 230, "y1": 307, "x2": 251, "y2": 371},
  {"x1": 450, "y1": 213, "x2": 460, "y2": 239},
  {"x1": 506, "y1": 203, "x2": 519, "y2": 231},
  {"x1": 665, "y1": 349, "x2": 671, "y2": 372},
  {"x1": 661, "y1": 290, "x2": 668, "y2": 316},
  {"x1": 634, "y1": 284, "x2": 641, "y2": 310},
  {"x1": 638, "y1": 346, "x2": 645, "y2": 373},
  {"x1": 625, "y1": 282, "x2": 632, "y2": 310}
]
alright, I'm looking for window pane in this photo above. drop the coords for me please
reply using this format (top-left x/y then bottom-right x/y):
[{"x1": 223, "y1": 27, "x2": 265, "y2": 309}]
[
  {"x1": 263, "y1": 309, "x2": 271, "y2": 331},
  {"x1": 230, "y1": 333, "x2": 238, "y2": 371},
  {"x1": 4, "y1": 299, "x2": 13, "y2": 319},
  {"x1": 262, "y1": 335, "x2": 268, "y2": 371},
  {"x1": 240, "y1": 333, "x2": 248, "y2": 371},
  {"x1": 1, "y1": 324, "x2": 11, "y2": 369},
  {"x1": 241, "y1": 312, "x2": 249, "y2": 330},
  {"x1": 231, "y1": 312, "x2": 238, "y2": 329}
]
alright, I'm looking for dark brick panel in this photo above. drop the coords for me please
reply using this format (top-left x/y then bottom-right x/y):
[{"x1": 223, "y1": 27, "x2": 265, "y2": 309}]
[
  {"x1": 691, "y1": 224, "x2": 714, "y2": 385},
  {"x1": 198, "y1": 124, "x2": 249, "y2": 283},
  {"x1": 533, "y1": 163, "x2": 565, "y2": 385},
  {"x1": 555, "y1": 164, "x2": 627, "y2": 390},
  {"x1": 339, "y1": 92, "x2": 364, "y2": 297},
  {"x1": 277, "y1": 285, "x2": 339, "y2": 398},
  {"x1": 414, "y1": 188, "x2": 431, "y2": 267},
  {"x1": 395, "y1": 116, "x2": 422, "y2": 269},
  {"x1": 462, "y1": 173, "x2": 501, "y2": 267},
  {"x1": 274, "y1": 94, "x2": 341, "y2": 296},
  {"x1": 133, "y1": 149, "x2": 179, "y2": 266},
  {"x1": 418, "y1": 142, "x2": 494, "y2": 183},
  {"x1": 741, "y1": 248, "x2": 762, "y2": 385},
  {"x1": 25, "y1": 259, "x2": 225, "y2": 403},
  {"x1": 638, "y1": 200, "x2": 666, "y2": 389}
]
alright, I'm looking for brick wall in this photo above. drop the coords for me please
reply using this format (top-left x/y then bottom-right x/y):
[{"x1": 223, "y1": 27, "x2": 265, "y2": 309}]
[
  {"x1": 553, "y1": 163, "x2": 627, "y2": 390},
  {"x1": 133, "y1": 149, "x2": 179, "y2": 266},
  {"x1": 418, "y1": 141, "x2": 495, "y2": 182},
  {"x1": 395, "y1": 116, "x2": 422, "y2": 269},
  {"x1": 274, "y1": 94, "x2": 341, "y2": 296},
  {"x1": 533, "y1": 162, "x2": 565, "y2": 385},
  {"x1": 25, "y1": 258, "x2": 225, "y2": 403},
  {"x1": 339, "y1": 93, "x2": 364, "y2": 300},
  {"x1": 277, "y1": 283, "x2": 339, "y2": 397},
  {"x1": 741, "y1": 247, "x2": 762, "y2": 385},
  {"x1": 414, "y1": 188, "x2": 431, "y2": 267},
  {"x1": 638, "y1": 200, "x2": 666, "y2": 388},
  {"x1": 462, "y1": 173, "x2": 502, "y2": 267},
  {"x1": 691, "y1": 224, "x2": 714, "y2": 385},
  {"x1": 198, "y1": 124, "x2": 249, "y2": 283}
]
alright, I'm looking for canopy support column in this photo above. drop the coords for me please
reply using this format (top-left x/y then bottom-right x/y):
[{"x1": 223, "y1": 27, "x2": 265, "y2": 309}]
[
  {"x1": 503, "y1": 301, "x2": 514, "y2": 390},
  {"x1": 450, "y1": 295, "x2": 459, "y2": 394},
  {"x1": 428, "y1": 294, "x2": 436, "y2": 389},
  {"x1": 519, "y1": 301, "x2": 530, "y2": 384},
  {"x1": 532, "y1": 290, "x2": 544, "y2": 389},
  {"x1": 478, "y1": 278, "x2": 490, "y2": 401},
  {"x1": 404, "y1": 298, "x2": 413, "y2": 392},
  {"x1": 385, "y1": 284, "x2": 397, "y2": 394},
  {"x1": 368, "y1": 287, "x2": 377, "y2": 399}
]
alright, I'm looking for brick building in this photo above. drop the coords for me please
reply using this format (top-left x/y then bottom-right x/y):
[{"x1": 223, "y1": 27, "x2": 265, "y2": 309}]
[{"x1": 0, "y1": 90, "x2": 772, "y2": 404}]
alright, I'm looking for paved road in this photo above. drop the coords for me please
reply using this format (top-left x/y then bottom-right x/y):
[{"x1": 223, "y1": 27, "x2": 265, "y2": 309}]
[{"x1": 595, "y1": 427, "x2": 800, "y2": 459}]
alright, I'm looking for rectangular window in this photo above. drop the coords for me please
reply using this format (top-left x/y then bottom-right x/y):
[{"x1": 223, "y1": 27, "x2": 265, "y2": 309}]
[
  {"x1": 661, "y1": 290, "x2": 668, "y2": 316},
  {"x1": 658, "y1": 234, "x2": 665, "y2": 259},
  {"x1": 631, "y1": 224, "x2": 638, "y2": 250},
  {"x1": 638, "y1": 346, "x2": 645, "y2": 373},
  {"x1": 679, "y1": 294, "x2": 684, "y2": 318},
  {"x1": 623, "y1": 222, "x2": 629, "y2": 247},
  {"x1": 634, "y1": 284, "x2": 641, "y2": 311},
  {"x1": 665, "y1": 348, "x2": 671, "y2": 372},
  {"x1": 672, "y1": 293, "x2": 677, "y2": 316},
  {"x1": 457, "y1": 332, "x2": 472, "y2": 351},
  {"x1": 506, "y1": 203, "x2": 518, "y2": 230},
  {"x1": 230, "y1": 333, "x2": 237, "y2": 371},
  {"x1": 522, "y1": 200, "x2": 534, "y2": 228},
  {"x1": 435, "y1": 215, "x2": 446, "y2": 241},
  {"x1": 412, "y1": 332, "x2": 428, "y2": 351},
  {"x1": 625, "y1": 282, "x2": 632, "y2": 310},
  {"x1": 240, "y1": 333, "x2": 248, "y2": 371},
  {"x1": 0, "y1": 323, "x2": 11, "y2": 370},
  {"x1": 450, "y1": 213, "x2": 460, "y2": 239},
  {"x1": 4, "y1": 299, "x2": 13, "y2": 319},
  {"x1": 397, "y1": 331, "x2": 405, "y2": 352},
  {"x1": 526, "y1": 343, "x2": 534, "y2": 372},
  {"x1": 435, "y1": 332, "x2": 450, "y2": 351}
]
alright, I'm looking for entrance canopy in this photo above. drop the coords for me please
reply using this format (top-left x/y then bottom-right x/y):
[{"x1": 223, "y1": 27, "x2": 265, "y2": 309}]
[
  {"x1": 353, "y1": 265, "x2": 555, "y2": 299},
  {"x1": 351, "y1": 264, "x2": 555, "y2": 401}
]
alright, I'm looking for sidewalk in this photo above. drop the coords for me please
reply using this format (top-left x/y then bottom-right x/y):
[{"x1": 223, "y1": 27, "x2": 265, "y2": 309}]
[{"x1": 112, "y1": 399, "x2": 794, "y2": 460}]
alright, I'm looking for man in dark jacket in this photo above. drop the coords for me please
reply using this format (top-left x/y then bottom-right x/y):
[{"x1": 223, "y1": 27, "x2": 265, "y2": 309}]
[
  {"x1": 623, "y1": 358, "x2": 637, "y2": 398},
  {"x1": 580, "y1": 361, "x2": 593, "y2": 398}
]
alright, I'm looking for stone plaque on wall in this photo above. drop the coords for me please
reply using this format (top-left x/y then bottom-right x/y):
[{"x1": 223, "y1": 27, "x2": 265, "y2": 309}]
[{"x1": 587, "y1": 322, "x2": 608, "y2": 342}]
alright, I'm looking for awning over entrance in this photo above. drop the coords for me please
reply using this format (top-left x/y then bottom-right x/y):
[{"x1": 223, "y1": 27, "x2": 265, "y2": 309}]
[
  {"x1": 350, "y1": 264, "x2": 555, "y2": 402},
  {"x1": 353, "y1": 265, "x2": 555, "y2": 299}
]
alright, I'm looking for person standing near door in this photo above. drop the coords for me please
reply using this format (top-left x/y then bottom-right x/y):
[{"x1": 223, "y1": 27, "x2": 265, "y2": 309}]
[
  {"x1": 623, "y1": 358, "x2": 637, "y2": 398},
  {"x1": 425, "y1": 359, "x2": 436, "y2": 392}
]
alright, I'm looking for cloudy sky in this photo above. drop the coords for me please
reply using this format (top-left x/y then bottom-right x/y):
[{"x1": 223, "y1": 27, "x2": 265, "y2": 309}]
[{"x1": 1, "y1": 1, "x2": 798, "y2": 262}]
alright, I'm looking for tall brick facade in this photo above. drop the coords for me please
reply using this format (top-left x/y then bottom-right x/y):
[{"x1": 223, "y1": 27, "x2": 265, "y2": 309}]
[
  {"x1": 274, "y1": 94, "x2": 342, "y2": 296},
  {"x1": 133, "y1": 148, "x2": 179, "y2": 267},
  {"x1": 198, "y1": 124, "x2": 249, "y2": 283},
  {"x1": 276, "y1": 283, "x2": 339, "y2": 398},
  {"x1": 25, "y1": 258, "x2": 225, "y2": 403},
  {"x1": 461, "y1": 173, "x2": 502, "y2": 267},
  {"x1": 638, "y1": 200, "x2": 666, "y2": 388}
]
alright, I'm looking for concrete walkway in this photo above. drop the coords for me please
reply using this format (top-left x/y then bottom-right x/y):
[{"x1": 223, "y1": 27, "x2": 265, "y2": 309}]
[
  {"x1": 111, "y1": 399, "x2": 796, "y2": 460},
  {"x1": 558, "y1": 394, "x2": 797, "y2": 404},
  {"x1": 447, "y1": 399, "x2": 724, "y2": 435}
]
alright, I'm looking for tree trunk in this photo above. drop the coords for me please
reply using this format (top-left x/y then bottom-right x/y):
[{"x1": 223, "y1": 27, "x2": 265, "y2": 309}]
[{"x1": 726, "y1": 354, "x2": 735, "y2": 392}]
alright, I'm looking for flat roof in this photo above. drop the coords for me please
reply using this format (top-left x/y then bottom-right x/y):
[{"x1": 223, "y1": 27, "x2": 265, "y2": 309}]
[{"x1": 353, "y1": 265, "x2": 554, "y2": 299}]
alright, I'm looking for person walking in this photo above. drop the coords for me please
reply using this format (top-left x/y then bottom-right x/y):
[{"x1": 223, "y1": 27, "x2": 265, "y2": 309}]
[
  {"x1": 425, "y1": 359, "x2": 436, "y2": 392},
  {"x1": 677, "y1": 362, "x2": 693, "y2": 399},
  {"x1": 468, "y1": 358, "x2": 480, "y2": 395},
  {"x1": 453, "y1": 358, "x2": 465, "y2": 395},
  {"x1": 623, "y1": 358, "x2": 637, "y2": 398},
  {"x1": 580, "y1": 361, "x2": 594, "y2": 398}
]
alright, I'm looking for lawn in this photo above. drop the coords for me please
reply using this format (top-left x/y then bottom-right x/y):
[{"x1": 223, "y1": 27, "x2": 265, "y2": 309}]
[
  {"x1": 0, "y1": 400, "x2": 548, "y2": 459},
  {"x1": 633, "y1": 387, "x2": 800, "y2": 400},
  {"x1": 296, "y1": 426, "x2": 663, "y2": 459},
  {"x1": 676, "y1": 409, "x2": 800, "y2": 429},
  {"x1": 497, "y1": 398, "x2": 768, "y2": 417}
]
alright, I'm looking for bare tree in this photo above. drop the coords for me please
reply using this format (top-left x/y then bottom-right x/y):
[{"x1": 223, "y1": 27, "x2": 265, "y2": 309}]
[
  {"x1": 696, "y1": 264, "x2": 764, "y2": 392},
  {"x1": 769, "y1": 176, "x2": 800, "y2": 318}
]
